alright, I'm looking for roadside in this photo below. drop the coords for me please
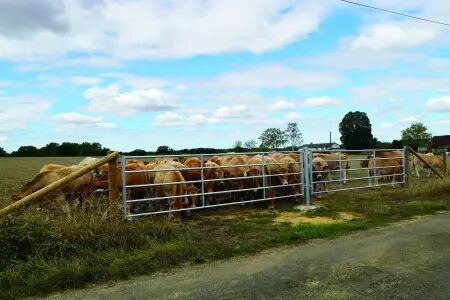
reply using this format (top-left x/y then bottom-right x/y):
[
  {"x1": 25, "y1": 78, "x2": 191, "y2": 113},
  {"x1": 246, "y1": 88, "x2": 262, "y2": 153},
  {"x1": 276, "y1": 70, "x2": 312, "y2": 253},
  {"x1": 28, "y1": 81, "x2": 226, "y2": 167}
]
[{"x1": 47, "y1": 212, "x2": 450, "y2": 300}]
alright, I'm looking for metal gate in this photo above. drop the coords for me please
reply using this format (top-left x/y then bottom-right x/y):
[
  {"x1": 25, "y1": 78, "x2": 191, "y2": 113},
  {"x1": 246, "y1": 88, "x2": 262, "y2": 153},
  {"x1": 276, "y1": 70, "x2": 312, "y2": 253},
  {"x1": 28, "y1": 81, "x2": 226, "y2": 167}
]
[{"x1": 119, "y1": 148, "x2": 407, "y2": 219}]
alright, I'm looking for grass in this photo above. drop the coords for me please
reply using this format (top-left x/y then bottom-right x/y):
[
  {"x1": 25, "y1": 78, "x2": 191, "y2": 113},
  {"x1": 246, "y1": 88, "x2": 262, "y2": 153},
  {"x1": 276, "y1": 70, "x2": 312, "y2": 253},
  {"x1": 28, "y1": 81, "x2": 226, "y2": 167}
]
[{"x1": 0, "y1": 157, "x2": 449, "y2": 299}]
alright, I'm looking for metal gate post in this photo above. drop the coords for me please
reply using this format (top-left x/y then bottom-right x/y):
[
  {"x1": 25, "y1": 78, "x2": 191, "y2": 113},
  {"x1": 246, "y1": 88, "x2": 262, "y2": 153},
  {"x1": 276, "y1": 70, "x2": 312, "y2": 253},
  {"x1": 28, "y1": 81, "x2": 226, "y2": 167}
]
[
  {"x1": 200, "y1": 155, "x2": 205, "y2": 207},
  {"x1": 402, "y1": 147, "x2": 409, "y2": 187},
  {"x1": 302, "y1": 147, "x2": 311, "y2": 206},
  {"x1": 339, "y1": 151, "x2": 343, "y2": 188},
  {"x1": 262, "y1": 154, "x2": 266, "y2": 200},
  {"x1": 120, "y1": 155, "x2": 128, "y2": 218}
]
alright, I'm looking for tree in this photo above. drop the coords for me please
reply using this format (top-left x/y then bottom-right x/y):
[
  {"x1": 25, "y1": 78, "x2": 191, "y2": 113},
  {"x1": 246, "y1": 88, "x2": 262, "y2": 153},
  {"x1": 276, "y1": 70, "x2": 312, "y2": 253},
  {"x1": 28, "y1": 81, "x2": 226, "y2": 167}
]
[
  {"x1": 401, "y1": 122, "x2": 432, "y2": 150},
  {"x1": 11, "y1": 146, "x2": 39, "y2": 157},
  {"x1": 0, "y1": 147, "x2": 7, "y2": 157},
  {"x1": 392, "y1": 139, "x2": 402, "y2": 149},
  {"x1": 339, "y1": 111, "x2": 374, "y2": 149},
  {"x1": 156, "y1": 145, "x2": 174, "y2": 154},
  {"x1": 128, "y1": 149, "x2": 147, "y2": 156},
  {"x1": 244, "y1": 140, "x2": 257, "y2": 149},
  {"x1": 285, "y1": 122, "x2": 303, "y2": 151},
  {"x1": 259, "y1": 128, "x2": 287, "y2": 149},
  {"x1": 233, "y1": 140, "x2": 243, "y2": 149}
]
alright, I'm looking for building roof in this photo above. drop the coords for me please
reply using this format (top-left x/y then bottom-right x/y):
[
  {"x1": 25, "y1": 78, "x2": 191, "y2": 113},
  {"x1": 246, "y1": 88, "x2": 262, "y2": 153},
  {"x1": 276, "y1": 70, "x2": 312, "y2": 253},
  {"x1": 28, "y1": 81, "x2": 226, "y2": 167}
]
[
  {"x1": 301, "y1": 142, "x2": 340, "y2": 149},
  {"x1": 432, "y1": 135, "x2": 450, "y2": 147}
]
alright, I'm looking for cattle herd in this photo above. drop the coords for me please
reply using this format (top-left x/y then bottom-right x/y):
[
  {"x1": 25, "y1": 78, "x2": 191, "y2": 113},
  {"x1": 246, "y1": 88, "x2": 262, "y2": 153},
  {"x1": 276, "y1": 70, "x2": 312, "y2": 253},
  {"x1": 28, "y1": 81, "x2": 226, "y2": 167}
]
[{"x1": 9, "y1": 150, "x2": 446, "y2": 220}]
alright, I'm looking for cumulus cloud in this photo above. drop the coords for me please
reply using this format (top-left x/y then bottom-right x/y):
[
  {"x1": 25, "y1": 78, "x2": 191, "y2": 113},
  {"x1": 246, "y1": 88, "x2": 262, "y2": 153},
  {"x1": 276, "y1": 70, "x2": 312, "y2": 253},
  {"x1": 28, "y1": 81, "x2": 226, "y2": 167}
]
[
  {"x1": 270, "y1": 99, "x2": 296, "y2": 111},
  {"x1": 0, "y1": 0, "x2": 331, "y2": 61},
  {"x1": 284, "y1": 112, "x2": 305, "y2": 121},
  {"x1": 0, "y1": 0, "x2": 68, "y2": 38},
  {"x1": 303, "y1": 96, "x2": 340, "y2": 107},
  {"x1": 0, "y1": 95, "x2": 51, "y2": 133},
  {"x1": 84, "y1": 84, "x2": 178, "y2": 116},
  {"x1": 206, "y1": 64, "x2": 341, "y2": 90},
  {"x1": 350, "y1": 23, "x2": 438, "y2": 52},
  {"x1": 426, "y1": 96, "x2": 450, "y2": 112},
  {"x1": 39, "y1": 75, "x2": 101, "y2": 86},
  {"x1": 154, "y1": 112, "x2": 212, "y2": 127},
  {"x1": 53, "y1": 112, "x2": 116, "y2": 129},
  {"x1": 400, "y1": 116, "x2": 421, "y2": 123}
]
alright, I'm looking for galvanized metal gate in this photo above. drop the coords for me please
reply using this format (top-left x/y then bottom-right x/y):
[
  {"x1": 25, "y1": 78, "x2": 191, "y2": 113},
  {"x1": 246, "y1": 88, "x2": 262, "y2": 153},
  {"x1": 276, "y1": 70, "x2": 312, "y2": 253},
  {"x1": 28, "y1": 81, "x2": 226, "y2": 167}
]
[{"x1": 119, "y1": 148, "x2": 407, "y2": 219}]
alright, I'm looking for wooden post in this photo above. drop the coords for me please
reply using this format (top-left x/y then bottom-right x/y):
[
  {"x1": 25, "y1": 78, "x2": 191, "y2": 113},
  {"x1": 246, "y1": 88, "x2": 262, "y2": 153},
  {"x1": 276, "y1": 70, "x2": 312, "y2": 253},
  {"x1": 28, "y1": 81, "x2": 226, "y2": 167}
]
[
  {"x1": 0, "y1": 151, "x2": 119, "y2": 219},
  {"x1": 407, "y1": 147, "x2": 443, "y2": 179},
  {"x1": 108, "y1": 156, "x2": 119, "y2": 215}
]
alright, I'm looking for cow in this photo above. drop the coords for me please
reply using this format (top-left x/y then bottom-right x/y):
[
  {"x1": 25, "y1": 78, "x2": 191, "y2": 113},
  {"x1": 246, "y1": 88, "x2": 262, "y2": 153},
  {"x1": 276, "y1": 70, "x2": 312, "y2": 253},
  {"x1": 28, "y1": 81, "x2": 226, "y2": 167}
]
[
  {"x1": 152, "y1": 164, "x2": 198, "y2": 221},
  {"x1": 312, "y1": 157, "x2": 329, "y2": 196},
  {"x1": 412, "y1": 153, "x2": 444, "y2": 178},
  {"x1": 367, "y1": 156, "x2": 402, "y2": 187},
  {"x1": 10, "y1": 165, "x2": 95, "y2": 212},
  {"x1": 245, "y1": 155, "x2": 279, "y2": 209},
  {"x1": 313, "y1": 152, "x2": 349, "y2": 184},
  {"x1": 79, "y1": 157, "x2": 99, "y2": 166},
  {"x1": 39, "y1": 163, "x2": 66, "y2": 173},
  {"x1": 203, "y1": 161, "x2": 225, "y2": 205}
]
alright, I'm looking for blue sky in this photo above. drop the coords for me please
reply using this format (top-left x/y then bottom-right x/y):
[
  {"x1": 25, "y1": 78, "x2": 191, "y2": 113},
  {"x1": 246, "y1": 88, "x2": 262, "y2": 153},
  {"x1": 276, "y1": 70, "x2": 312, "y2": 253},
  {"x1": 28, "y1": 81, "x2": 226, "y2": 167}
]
[{"x1": 1, "y1": 0, "x2": 449, "y2": 152}]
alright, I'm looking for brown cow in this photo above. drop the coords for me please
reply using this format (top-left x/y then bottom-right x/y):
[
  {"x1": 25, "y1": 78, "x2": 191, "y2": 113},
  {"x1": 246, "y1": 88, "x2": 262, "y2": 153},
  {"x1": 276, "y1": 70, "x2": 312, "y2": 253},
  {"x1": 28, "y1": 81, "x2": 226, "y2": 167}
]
[
  {"x1": 412, "y1": 153, "x2": 444, "y2": 177},
  {"x1": 203, "y1": 161, "x2": 225, "y2": 205},
  {"x1": 152, "y1": 164, "x2": 198, "y2": 220},
  {"x1": 312, "y1": 157, "x2": 329, "y2": 196},
  {"x1": 368, "y1": 156, "x2": 402, "y2": 186},
  {"x1": 10, "y1": 165, "x2": 95, "y2": 211},
  {"x1": 313, "y1": 153, "x2": 349, "y2": 183},
  {"x1": 39, "y1": 163, "x2": 66, "y2": 173},
  {"x1": 245, "y1": 155, "x2": 279, "y2": 208}
]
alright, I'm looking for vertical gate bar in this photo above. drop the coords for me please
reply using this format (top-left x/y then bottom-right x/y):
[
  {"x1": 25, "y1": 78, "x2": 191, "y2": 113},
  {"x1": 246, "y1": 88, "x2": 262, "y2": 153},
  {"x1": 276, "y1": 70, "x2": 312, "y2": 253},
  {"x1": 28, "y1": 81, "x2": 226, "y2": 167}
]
[
  {"x1": 298, "y1": 148, "x2": 303, "y2": 197},
  {"x1": 262, "y1": 153, "x2": 266, "y2": 200},
  {"x1": 200, "y1": 155, "x2": 205, "y2": 207},
  {"x1": 303, "y1": 147, "x2": 311, "y2": 206},
  {"x1": 373, "y1": 149, "x2": 376, "y2": 186},
  {"x1": 339, "y1": 151, "x2": 343, "y2": 189},
  {"x1": 120, "y1": 155, "x2": 128, "y2": 218},
  {"x1": 309, "y1": 149, "x2": 313, "y2": 205},
  {"x1": 403, "y1": 146, "x2": 409, "y2": 187}
]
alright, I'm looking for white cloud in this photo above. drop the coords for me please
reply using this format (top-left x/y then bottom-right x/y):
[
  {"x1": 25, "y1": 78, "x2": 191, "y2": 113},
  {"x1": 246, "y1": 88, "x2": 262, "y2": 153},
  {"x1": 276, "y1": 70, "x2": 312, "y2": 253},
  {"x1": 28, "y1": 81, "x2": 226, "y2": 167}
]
[
  {"x1": 212, "y1": 105, "x2": 251, "y2": 120},
  {"x1": 426, "y1": 96, "x2": 450, "y2": 112},
  {"x1": 270, "y1": 99, "x2": 296, "y2": 111},
  {"x1": 0, "y1": 0, "x2": 331, "y2": 61},
  {"x1": 284, "y1": 112, "x2": 305, "y2": 121},
  {"x1": 206, "y1": 64, "x2": 341, "y2": 90},
  {"x1": 350, "y1": 23, "x2": 438, "y2": 52},
  {"x1": 154, "y1": 112, "x2": 212, "y2": 127},
  {"x1": 0, "y1": 95, "x2": 51, "y2": 133},
  {"x1": 84, "y1": 84, "x2": 178, "y2": 116},
  {"x1": 53, "y1": 112, "x2": 116, "y2": 129},
  {"x1": 39, "y1": 74, "x2": 101, "y2": 86},
  {"x1": 303, "y1": 96, "x2": 340, "y2": 107}
]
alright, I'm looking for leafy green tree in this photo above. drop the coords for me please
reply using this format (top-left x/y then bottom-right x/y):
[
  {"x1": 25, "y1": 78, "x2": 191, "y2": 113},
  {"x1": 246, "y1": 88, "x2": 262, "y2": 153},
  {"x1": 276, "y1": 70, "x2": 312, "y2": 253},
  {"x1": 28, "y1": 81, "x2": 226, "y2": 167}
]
[
  {"x1": 156, "y1": 146, "x2": 174, "y2": 154},
  {"x1": 244, "y1": 140, "x2": 257, "y2": 149},
  {"x1": 259, "y1": 128, "x2": 287, "y2": 149},
  {"x1": 128, "y1": 149, "x2": 147, "y2": 156},
  {"x1": 339, "y1": 111, "x2": 374, "y2": 149},
  {"x1": 40, "y1": 142, "x2": 59, "y2": 156},
  {"x1": 11, "y1": 146, "x2": 39, "y2": 157},
  {"x1": 0, "y1": 147, "x2": 7, "y2": 157},
  {"x1": 392, "y1": 139, "x2": 402, "y2": 149},
  {"x1": 233, "y1": 141, "x2": 243, "y2": 148},
  {"x1": 401, "y1": 122, "x2": 432, "y2": 150},
  {"x1": 285, "y1": 122, "x2": 303, "y2": 151}
]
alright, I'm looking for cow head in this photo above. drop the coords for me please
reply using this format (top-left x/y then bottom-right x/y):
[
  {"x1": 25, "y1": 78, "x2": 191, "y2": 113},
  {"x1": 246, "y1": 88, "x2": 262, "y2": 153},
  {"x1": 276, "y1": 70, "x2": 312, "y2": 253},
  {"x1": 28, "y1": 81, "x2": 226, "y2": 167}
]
[{"x1": 278, "y1": 166, "x2": 290, "y2": 185}]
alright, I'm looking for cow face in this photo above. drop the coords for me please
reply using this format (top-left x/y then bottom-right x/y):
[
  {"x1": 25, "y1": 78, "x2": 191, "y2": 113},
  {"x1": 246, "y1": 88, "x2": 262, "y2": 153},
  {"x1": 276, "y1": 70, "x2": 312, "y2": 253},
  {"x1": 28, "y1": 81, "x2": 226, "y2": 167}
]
[{"x1": 278, "y1": 167, "x2": 290, "y2": 185}]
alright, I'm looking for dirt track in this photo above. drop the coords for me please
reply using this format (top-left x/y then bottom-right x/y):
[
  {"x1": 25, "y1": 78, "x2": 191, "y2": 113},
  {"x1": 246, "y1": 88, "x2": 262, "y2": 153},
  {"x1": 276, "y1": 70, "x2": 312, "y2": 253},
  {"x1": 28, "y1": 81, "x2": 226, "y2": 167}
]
[{"x1": 48, "y1": 212, "x2": 450, "y2": 300}]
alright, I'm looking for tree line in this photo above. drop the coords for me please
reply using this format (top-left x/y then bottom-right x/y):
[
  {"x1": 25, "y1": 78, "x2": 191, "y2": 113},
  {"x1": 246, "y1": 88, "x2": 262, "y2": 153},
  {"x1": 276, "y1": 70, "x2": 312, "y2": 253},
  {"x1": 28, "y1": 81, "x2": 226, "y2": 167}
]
[
  {"x1": 0, "y1": 142, "x2": 110, "y2": 157},
  {"x1": 0, "y1": 112, "x2": 434, "y2": 157}
]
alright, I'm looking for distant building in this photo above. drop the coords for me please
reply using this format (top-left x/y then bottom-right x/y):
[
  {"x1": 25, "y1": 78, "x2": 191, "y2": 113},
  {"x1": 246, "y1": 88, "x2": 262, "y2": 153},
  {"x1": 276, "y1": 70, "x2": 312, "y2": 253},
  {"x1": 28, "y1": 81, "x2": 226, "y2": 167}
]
[
  {"x1": 432, "y1": 135, "x2": 450, "y2": 149},
  {"x1": 301, "y1": 142, "x2": 340, "y2": 151}
]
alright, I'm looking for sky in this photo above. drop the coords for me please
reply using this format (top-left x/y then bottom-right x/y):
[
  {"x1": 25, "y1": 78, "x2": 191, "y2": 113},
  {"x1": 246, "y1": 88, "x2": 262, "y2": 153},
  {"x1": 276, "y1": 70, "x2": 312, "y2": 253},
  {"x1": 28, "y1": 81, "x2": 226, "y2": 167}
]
[{"x1": 0, "y1": 0, "x2": 450, "y2": 152}]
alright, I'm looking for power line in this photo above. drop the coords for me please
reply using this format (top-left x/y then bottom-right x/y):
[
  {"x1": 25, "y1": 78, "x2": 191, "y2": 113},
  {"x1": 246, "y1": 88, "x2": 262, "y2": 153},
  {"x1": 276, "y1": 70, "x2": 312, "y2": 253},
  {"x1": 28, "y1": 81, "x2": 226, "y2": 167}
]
[{"x1": 339, "y1": 0, "x2": 450, "y2": 27}]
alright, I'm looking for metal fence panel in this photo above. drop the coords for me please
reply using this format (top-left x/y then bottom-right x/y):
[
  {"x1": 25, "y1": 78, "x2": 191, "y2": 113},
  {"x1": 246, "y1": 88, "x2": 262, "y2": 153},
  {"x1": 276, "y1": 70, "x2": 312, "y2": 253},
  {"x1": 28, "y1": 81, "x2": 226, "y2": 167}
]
[{"x1": 118, "y1": 148, "x2": 407, "y2": 219}]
